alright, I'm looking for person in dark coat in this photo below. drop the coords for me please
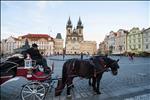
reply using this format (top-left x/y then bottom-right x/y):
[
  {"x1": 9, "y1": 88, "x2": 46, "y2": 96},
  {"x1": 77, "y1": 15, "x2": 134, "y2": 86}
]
[
  {"x1": 23, "y1": 43, "x2": 48, "y2": 67},
  {"x1": 81, "y1": 52, "x2": 83, "y2": 60}
]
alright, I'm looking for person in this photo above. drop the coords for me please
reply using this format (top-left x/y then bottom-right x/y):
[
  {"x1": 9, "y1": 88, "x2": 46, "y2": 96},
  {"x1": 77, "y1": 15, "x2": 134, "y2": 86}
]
[
  {"x1": 80, "y1": 52, "x2": 83, "y2": 60},
  {"x1": 23, "y1": 43, "x2": 48, "y2": 68},
  {"x1": 63, "y1": 49, "x2": 65, "y2": 60},
  {"x1": 128, "y1": 53, "x2": 134, "y2": 61}
]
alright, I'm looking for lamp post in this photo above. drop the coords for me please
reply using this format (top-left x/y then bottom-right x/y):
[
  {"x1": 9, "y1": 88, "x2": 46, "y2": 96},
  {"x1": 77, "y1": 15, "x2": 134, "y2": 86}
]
[{"x1": 119, "y1": 45, "x2": 122, "y2": 56}]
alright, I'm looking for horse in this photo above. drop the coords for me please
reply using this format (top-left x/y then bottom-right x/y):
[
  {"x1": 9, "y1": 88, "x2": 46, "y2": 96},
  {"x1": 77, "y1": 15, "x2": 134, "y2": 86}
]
[
  {"x1": 55, "y1": 55, "x2": 120, "y2": 96},
  {"x1": 0, "y1": 54, "x2": 25, "y2": 77}
]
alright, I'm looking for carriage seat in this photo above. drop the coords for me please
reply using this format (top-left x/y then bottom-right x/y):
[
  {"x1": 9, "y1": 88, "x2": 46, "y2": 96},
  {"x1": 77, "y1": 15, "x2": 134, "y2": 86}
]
[{"x1": 32, "y1": 65, "x2": 52, "y2": 78}]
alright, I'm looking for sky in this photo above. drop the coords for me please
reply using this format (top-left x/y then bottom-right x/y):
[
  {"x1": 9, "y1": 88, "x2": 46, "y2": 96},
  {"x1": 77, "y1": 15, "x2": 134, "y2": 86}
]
[{"x1": 1, "y1": 1, "x2": 150, "y2": 46}]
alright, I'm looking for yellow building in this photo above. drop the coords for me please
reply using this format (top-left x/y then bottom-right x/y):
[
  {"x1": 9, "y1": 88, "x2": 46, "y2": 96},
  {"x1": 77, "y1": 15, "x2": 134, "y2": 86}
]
[
  {"x1": 127, "y1": 27, "x2": 143, "y2": 54},
  {"x1": 54, "y1": 33, "x2": 64, "y2": 54}
]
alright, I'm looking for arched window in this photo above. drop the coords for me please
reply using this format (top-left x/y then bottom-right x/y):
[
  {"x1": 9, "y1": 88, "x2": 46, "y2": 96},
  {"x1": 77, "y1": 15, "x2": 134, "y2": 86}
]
[
  {"x1": 68, "y1": 29, "x2": 70, "y2": 33},
  {"x1": 79, "y1": 29, "x2": 81, "y2": 34}
]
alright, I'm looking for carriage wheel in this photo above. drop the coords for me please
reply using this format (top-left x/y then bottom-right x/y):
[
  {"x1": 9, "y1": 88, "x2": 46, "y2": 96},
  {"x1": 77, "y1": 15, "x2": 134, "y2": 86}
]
[{"x1": 21, "y1": 82, "x2": 46, "y2": 100}]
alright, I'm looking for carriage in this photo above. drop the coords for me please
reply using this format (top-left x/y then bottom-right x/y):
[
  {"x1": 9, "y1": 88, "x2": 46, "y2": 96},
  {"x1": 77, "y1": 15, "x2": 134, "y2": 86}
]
[
  {"x1": 1, "y1": 54, "x2": 120, "y2": 99},
  {"x1": 0, "y1": 54, "x2": 58, "y2": 100}
]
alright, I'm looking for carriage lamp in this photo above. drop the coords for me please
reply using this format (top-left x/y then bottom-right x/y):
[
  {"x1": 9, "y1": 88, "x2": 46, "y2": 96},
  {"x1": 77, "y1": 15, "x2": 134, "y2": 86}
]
[
  {"x1": 24, "y1": 59, "x2": 32, "y2": 69},
  {"x1": 24, "y1": 59, "x2": 33, "y2": 78}
]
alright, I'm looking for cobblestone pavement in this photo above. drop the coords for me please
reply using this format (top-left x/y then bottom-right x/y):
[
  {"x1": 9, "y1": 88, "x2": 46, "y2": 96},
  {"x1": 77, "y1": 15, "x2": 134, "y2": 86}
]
[
  {"x1": 44, "y1": 56, "x2": 150, "y2": 100},
  {"x1": 1, "y1": 55, "x2": 150, "y2": 100}
]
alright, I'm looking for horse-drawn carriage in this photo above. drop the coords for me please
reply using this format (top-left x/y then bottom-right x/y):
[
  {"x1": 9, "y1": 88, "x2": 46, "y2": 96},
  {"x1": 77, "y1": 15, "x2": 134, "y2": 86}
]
[
  {"x1": 0, "y1": 54, "x2": 57, "y2": 100},
  {"x1": 1, "y1": 54, "x2": 120, "y2": 100}
]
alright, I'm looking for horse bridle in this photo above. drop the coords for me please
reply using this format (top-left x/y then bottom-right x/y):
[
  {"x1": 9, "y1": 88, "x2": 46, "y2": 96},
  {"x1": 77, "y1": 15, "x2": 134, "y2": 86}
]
[{"x1": 94, "y1": 59, "x2": 118, "y2": 75}]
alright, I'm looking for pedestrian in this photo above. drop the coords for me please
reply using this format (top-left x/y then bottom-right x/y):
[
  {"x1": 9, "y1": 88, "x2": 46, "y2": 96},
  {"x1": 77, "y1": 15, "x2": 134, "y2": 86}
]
[
  {"x1": 81, "y1": 52, "x2": 83, "y2": 60},
  {"x1": 63, "y1": 49, "x2": 66, "y2": 60},
  {"x1": 128, "y1": 53, "x2": 134, "y2": 62}
]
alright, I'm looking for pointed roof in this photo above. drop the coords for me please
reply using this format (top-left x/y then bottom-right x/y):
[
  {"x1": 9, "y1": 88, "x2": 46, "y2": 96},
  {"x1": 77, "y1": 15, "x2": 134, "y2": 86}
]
[
  {"x1": 77, "y1": 17, "x2": 82, "y2": 25},
  {"x1": 77, "y1": 17, "x2": 83, "y2": 28},
  {"x1": 56, "y1": 33, "x2": 62, "y2": 39},
  {"x1": 67, "y1": 17, "x2": 72, "y2": 25},
  {"x1": 66, "y1": 17, "x2": 72, "y2": 28}
]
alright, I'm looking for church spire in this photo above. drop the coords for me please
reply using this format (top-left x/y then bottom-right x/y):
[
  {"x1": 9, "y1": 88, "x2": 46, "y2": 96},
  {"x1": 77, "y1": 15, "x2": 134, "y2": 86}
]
[
  {"x1": 77, "y1": 16, "x2": 83, "y2": 28},
  {"x1": 66, "y1": 16, "x2": 72, "y2": 28}
]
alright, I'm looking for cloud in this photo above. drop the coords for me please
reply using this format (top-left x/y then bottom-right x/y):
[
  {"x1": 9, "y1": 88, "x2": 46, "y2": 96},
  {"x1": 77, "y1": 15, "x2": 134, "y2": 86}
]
[
  {"x1": 36, "y1": 1, "x2": 63, "y2": 11},
  {"x1": 36, "y1": 1, "x2": 48, "y2": 11}
]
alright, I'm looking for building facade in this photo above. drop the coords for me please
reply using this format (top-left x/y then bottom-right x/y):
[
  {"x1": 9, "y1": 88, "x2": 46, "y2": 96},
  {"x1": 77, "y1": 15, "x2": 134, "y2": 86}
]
[
  {"x1": 114, "y1": 29, "x2": 128, "y2": 54},
  {"x1": 127, "y1": 27, "x2": 143, "y2": 54},
  {"x1": 106, "y1": 31, "x2": 116, "y2": 54},
  {"x1": 1, "y1": 36, "x2": 20, "y2": 55},
  {"x1": 65, "y1": 17, "x2": 97, "y2": 55},
  {"x1": 81, "y1": 41, "x2": 97, "y2": 55},
  {"x1": 99, "y1": 27, "x2": 150, "y2": 55},
  {"x1": 1, "y1": 34, "x2": 55, "y2": 56},
  {"x1": 54, "y1": 33, "x2": 64, "y2": 54},
  {"x1": 142, "y1": 28, "x2": 150, "y2": 53}
]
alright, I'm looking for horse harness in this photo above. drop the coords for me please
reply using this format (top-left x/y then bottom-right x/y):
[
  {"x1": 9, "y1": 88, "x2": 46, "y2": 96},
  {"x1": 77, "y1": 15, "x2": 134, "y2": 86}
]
[{"x1": 91, "y1": 58, "x2": 110, "y2": 77}]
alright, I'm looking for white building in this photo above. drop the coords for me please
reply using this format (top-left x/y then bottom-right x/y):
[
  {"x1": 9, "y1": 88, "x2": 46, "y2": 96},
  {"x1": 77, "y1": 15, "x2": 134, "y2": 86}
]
[
  {"x1": 1, "y1": 34, "x2": 55, "y2": 56},
  {"x1": 1, "y1": 36, "x2": 20, "y2": 55},
  {"x1": 107, "y1": 31, "x2": 116, "y2": 54},
  {"x1": 142, "y1": 28, "x2": 150, "y2": 53},
  {"x1": 114, "y1": 29, "x2": 128, "y2": 54}
]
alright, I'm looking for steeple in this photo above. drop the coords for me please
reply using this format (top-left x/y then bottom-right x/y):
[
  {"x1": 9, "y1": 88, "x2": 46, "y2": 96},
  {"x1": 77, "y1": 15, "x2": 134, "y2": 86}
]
[
  {"x1": 77, "y1": 17, "x2": 83, "y2": 28},
  {"x1": 66, "y1": 16, "x2": 72, "y2": 28}
]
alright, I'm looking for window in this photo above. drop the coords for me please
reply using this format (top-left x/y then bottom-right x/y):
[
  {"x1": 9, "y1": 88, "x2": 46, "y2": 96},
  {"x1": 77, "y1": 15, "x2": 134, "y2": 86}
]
[
  {"x1": 138, "y1": 39, "x2": 140, "y2": 42},
  {"x1": 138, "y1": 34, "x2": 140, "y2": 37},
  {"x1": 146, "y1": 45, "x2": 149, "y2": 49},
  {"x1": 129, "y1": 45, "x2": 131, "y2": 49},
  {"x1": 138, "y1": 44, "x2": 141, "y2": 49},
  {"x1": 79, "y1": 29, "x2": 81, "y2": 34},
  {"x1": 145, "y1": 38, "x2": 148, "y2": 42},
  {"x1": 133, "y1": 45, "x2": 136, "y2": 49},
  {"x1": 68, "y1": 29, "x2": 70, "y2": 33}
]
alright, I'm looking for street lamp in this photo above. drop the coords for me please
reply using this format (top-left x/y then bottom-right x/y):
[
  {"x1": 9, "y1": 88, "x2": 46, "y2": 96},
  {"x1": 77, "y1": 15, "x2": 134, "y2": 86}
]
[{"x1": 119, "y1": 45, "x2": 122, "y2": 55}]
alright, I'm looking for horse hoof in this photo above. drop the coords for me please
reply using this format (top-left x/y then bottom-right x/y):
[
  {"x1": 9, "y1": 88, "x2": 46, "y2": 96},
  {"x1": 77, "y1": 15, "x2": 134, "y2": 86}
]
[
  {"x1": 96, "y1": 91, "x2": 101, "y2": 94},
  {"x1": 66, "y1": 95, "x2": 72, "y2": 99},
  {"x1": 71, "y1": 85, "x2": 74, "y2": 88},
  {"x1": 89, "y1": 83, "x2": 92, "y2": 86}
]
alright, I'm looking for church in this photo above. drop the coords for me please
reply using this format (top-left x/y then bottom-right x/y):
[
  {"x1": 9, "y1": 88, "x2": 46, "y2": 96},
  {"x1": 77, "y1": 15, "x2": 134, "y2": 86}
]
[{"x1": 65, "y1": 17, "x2": 97, "y2": 55}]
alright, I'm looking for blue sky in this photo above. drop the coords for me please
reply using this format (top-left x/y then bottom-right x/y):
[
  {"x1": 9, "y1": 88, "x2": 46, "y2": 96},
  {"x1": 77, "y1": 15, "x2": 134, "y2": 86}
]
[{"x1": 1, "y1": 1, "x2": 150, "y2": 45}]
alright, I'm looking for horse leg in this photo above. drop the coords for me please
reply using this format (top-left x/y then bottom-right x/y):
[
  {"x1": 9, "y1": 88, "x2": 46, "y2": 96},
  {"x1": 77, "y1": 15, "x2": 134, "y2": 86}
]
[
  {"x1": 89, "y1": 78, "x2": 92, "y2": 86},
  {"x1": 67, "y1": 84, "x2": 71, "y2": 96},
  {"x1": 92, "y1": 77, "x2": 97, "y2": 92},
  {"x1": 66, "y1": 78, "x2": 73, "y2": 97},
  {"x1": 96, "y1": 74, "x2": 103, "y2": 94}
]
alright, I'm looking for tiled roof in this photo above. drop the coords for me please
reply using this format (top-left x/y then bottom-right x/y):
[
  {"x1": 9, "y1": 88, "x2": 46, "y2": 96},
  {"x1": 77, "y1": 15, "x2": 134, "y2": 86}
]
[{"x1": 22, "y1": 33, "x2": 53, "y2": 38}]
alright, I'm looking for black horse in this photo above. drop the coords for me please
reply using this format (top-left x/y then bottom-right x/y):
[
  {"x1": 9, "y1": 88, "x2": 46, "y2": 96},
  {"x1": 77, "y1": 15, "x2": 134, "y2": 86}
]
[
  {"x1": 55, "y1": 56, "x2": 120, "y2": 96},
  {"x1": 0, "y1": 55, "x2": 24, "y2": 77}
]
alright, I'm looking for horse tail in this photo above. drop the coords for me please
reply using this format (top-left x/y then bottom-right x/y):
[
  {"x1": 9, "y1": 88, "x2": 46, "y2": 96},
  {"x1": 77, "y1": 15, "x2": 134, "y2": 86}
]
[
  {"x1": 55, "y1": 61, "x2": 68, "y2": 96},
  {"x1": 62, "y1": 61, "x2": 67, "y2": 85}
]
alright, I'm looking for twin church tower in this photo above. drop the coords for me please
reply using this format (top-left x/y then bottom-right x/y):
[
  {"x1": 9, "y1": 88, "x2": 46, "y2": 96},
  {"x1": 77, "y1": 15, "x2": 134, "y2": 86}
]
[
  {"x1": 66, "y1": 17, "x2": 84, "y2": 43},
  {"x1": 65, "y1": 17, "x2": 96, "y2": 55},
  {"x1": 65, "y1": 17, "x2": 84, "y2": 54}
]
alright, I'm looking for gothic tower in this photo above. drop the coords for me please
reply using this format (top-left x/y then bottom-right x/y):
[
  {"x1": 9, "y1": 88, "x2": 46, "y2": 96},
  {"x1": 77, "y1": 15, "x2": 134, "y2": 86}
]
[
  {"x1": 66, "y1": 17, "x2": 72, "y2": 42},
  {"x1": 65, "y1": 17, "x2": 84, "y2": 54},
  {"x1": 76, "y1": 17, "x2": 84, "y2": 41}
]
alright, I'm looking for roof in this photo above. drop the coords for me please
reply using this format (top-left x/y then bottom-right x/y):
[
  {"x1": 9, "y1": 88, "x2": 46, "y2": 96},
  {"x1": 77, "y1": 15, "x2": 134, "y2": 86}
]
[
  {"x1": 21, "y1": 34, "x2": 54, "y2": 41},
  {"x1": 22, "y1": 33, "x2": 52, "y2": 38},
  {"x1": 56, "y1": 33, "x2": 62, "y2": 39}
]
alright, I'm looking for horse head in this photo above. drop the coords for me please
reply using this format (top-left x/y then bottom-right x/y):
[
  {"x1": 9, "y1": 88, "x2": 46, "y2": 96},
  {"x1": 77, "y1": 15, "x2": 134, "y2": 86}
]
[
  {"x1": 90, "y1": 56, "x2": 119, "y2": 75},
  {"x1": 106, "y1": 58, "x2": 120, "y2": 75}
]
